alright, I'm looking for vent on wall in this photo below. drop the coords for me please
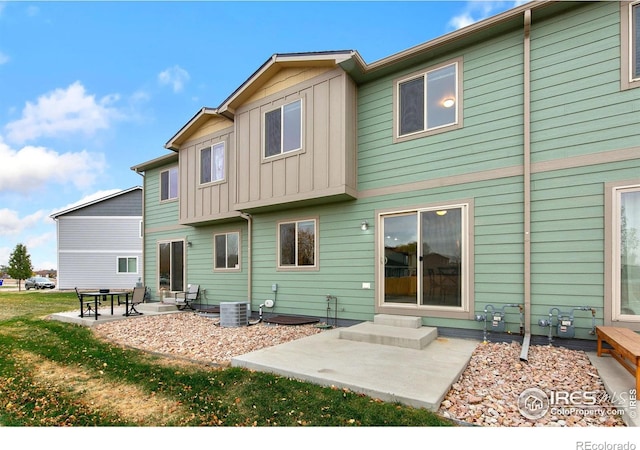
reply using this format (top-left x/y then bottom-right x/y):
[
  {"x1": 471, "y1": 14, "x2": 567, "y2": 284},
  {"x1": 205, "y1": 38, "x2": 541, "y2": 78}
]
[{"x1": 220, "y1": 302, "x2": 250, "y2": 327}]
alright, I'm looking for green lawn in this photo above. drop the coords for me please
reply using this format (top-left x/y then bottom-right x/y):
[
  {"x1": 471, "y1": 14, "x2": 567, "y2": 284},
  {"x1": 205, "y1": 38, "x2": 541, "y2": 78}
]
[{"x1": 0, "y1": 290, "x2": 453, "y2": 426}]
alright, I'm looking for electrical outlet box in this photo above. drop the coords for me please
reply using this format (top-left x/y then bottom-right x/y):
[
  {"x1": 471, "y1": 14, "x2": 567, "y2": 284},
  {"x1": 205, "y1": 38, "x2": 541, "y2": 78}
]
[
  {"x1": 272, "y1": 283, "x2": 278, "y2": 292},
  {"x1": 362, "y1": 282, "x2": 371, "y2": 289}
]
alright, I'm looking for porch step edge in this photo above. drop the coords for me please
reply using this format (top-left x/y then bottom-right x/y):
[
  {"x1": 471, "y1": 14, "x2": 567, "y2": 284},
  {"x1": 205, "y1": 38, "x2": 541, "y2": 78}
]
[
  {"x1": 373, "y1": 314, "x2": 422, "y2": 329},
  {"x1": 339, "y1": 322, "x2": 438, "y2": 349}
]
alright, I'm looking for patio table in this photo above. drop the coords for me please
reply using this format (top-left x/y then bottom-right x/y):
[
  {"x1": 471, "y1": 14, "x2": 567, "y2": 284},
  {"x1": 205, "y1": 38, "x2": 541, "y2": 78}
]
[{"x1": 79, "y1": 291, "x2": 130, "y2": 320}]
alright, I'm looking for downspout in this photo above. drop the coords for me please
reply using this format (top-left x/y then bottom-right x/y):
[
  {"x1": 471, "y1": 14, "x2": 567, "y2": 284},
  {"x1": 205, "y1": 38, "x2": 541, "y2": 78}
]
[
  {"x1": 520, "y1": 8, "x2": 532, "y2": 362},
  {"x1": 134, "y1": 169, "x2": 146, "y2": 295},
  {"x1": 240, "y1": 212, "x2": 252, "y2": 302}
]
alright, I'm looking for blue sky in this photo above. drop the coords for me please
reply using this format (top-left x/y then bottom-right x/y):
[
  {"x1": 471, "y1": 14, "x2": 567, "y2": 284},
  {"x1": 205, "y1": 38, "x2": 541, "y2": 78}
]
[{"x1": 0, "y1": 0, "x2": 525, "y2": 271}]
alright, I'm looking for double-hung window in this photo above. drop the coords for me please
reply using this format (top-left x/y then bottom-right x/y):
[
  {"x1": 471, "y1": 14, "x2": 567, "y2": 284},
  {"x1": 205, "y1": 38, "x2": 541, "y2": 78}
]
[
  {"x1": 160, "y1": 166, "x2": 178, "y2": 201},
  {"x1": 214, "y1": 231, "x2": 240, "y2": 271},
  {"x1": 117, "y1": 257, "x2": 138, "y2": 274},
  {"x1": 622, "y1": 1, "x2": 640, "y2": 90},
  {"x1": 264, "y1": 99, "x2": 302, "y2": 158},
  {"x1": 278, "y1": 218, "x2": 317, "y2": 269},
  {"x1": 200, "y1": 142, "x2": 225, "y2": 184},
  {"x1": 395, "y1": 59, "x2": 461, "y2": 141}
]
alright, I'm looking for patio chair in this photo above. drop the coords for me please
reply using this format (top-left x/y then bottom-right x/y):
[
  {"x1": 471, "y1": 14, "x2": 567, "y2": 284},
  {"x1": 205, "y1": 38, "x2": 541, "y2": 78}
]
[
  {"x1": 75, "y1": 287, "x2": 101, "y2": 317},
  {"x1": 126, "y1": 286, "x2": 145, "y2": 316},
  {"x1": 174, "y1": 284, "x2": 199, "y2": 311}
]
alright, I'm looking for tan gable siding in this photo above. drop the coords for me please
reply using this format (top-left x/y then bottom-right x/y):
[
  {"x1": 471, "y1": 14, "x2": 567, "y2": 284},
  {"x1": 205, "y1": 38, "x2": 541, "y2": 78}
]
[
  {"x1": 235, "y1": 67, "x2": 357, "y2": 210},
  {"x1": 178, "y1": 126, "x2": 240, "y2": 224},
  {"x1": 187, "y1": 116, "x2": 234, "y2": 142},
  {"x1": 244, "y1": 66, "x2": 333, "y2": 105}
]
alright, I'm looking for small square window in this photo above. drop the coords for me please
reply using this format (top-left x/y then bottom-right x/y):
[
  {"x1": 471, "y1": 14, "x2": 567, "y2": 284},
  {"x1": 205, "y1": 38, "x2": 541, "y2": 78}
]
[
  {"x1": 278, "y1": 219, "x2": 317, "y2": 269},
  {"x1": 395, "y1": 59, "x2": 461, "y2": 141},
  {"x1": 117, "y1": 257, "x2": 137, "y2": 274},
  {"x1": 200, "y1": 142, "x2": 225, "y2": 184},
  {"x1": 160, "y1": 166, "x2": 178, "y2": 201},
  {"x1": 214, "y1": 232, "x2": 240, "y2": 270},
  {"x1": 264, "y1": 99, "x2": 302, "y2": 158}
]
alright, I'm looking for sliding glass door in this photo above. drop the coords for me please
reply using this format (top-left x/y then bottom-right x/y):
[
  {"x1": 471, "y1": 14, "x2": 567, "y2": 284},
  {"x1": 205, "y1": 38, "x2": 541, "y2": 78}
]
[
  {"x1": 381, "y1": 205, "x2": 466, "y2": 309},
  {"x1": 158, "y1": 240, "x2": 184, "y2": 292}
]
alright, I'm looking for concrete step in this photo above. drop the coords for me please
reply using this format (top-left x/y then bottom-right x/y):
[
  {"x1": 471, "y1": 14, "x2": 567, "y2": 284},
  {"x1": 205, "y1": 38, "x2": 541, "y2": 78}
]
[
  {"x1": 137, "y1": 302, "x2": 179, "y2": 313},
  {"x1": 339, "y1": 322, "x2": 438, "y2": 350},
  {"x1": 373, "y1": 314, "x2": 422, "y2": 329}
]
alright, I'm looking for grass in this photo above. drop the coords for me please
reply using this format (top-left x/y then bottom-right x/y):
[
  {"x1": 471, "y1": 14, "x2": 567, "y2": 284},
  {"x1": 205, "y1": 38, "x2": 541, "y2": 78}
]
[{"x1": 0, "y1": 290, "x2": 454, "y2": 427}]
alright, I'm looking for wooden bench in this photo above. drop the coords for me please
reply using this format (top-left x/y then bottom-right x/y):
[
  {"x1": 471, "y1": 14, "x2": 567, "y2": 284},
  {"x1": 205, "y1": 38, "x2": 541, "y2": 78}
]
[{"x1": 596, "y1": 326, "x2": 640, "y2": 394}]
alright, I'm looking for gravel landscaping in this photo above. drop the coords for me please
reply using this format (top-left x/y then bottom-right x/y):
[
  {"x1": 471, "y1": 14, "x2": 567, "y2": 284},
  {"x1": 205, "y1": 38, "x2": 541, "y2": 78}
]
[{"x1": 93, "y1": 312, "x2": 627, "y2": 427}]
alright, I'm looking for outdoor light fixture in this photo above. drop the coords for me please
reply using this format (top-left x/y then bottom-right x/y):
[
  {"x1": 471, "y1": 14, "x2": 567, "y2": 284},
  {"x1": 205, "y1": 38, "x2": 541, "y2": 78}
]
[
  {"x1": 436, "y1": 210, "x2": 447, "y2": 216},
  {"x1": 361, "y1": 220, "x2": 369, "y2": 231},
  {"x1": 187, "y1": 241, "x2": 192, "y2": 247}
]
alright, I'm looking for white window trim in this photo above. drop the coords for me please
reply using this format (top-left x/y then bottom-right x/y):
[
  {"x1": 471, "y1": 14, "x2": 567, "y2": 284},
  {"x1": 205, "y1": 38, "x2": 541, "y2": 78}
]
[
  {"x1": 199, "y1": 141, "x2": 226, "y2": 186},
  {"x1": 116, "y1": 256, "x2": 139, "y2": 274},
  {"x1": 160, "y1": 166, "x2": 179, "y2": 202},
  {"x1": 375, "y1": 200, "x2": 475, "y2": 320},
  {"x1": 276, "y1": 217, "x2": 319, "y2": 271},
  {"x1": 263, "y1": 98, "x2": 304, "y2": 160},
  {"x1": 621, "y1": 1, "x2": 640, "y2": 90},
  {"x1": 393, "y1": 57, "x2": 463, "y2": 143},
  {"x1": 157, "y1": 239, "x2": 187, "y2": 293},
  {"x1": 609, "y1": 183, "x2": 640, "y2": 325},
  {"x1": 213, "y1": 230, "x2": 241, "y2": 272}
]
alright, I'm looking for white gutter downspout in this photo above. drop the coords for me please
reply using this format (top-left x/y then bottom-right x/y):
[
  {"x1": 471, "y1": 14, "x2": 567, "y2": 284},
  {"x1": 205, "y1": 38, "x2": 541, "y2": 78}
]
[
  {"x1": 240, "y1": 213, "x2": 252, "y2": 302},
  {"x1": 520, "y1": 8, "x2": 532, "y2": 362}
]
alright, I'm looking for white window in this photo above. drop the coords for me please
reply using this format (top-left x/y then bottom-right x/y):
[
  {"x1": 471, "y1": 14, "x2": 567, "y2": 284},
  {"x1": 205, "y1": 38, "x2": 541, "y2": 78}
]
[
  {"x1": 395, "y1": 59, "x2": 461, "y2": 141},
  {"x1": 612, "y1": 185, "x2": 640, "y2": 322},
  {"x1": 117, "y1": 257, "x2": 138, "y2": 274},
  {"x1": 622, "y1": 1, "x2": 640, "y2": 90},
  {"x1": 264, "y1": 99, "x2": 302, "y2": 158},
  {"x1": 278, "y1": 218, "x2": 317, "y2": 269},
  {"x1": 200, "y1": 142, "x2": 225, "y2": 184},
  {"x1": 160, "y1": 166, "x2": 178, "y2": 201},
  {"x1": 214, "y1": 231, "x2": 240, "y2": 271}
]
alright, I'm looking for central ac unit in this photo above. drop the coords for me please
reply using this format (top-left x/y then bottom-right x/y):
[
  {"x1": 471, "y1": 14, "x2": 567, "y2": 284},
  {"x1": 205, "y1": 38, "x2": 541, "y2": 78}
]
[{"x1": 220, "y1": 302, "x2": 250, "y2": 327}]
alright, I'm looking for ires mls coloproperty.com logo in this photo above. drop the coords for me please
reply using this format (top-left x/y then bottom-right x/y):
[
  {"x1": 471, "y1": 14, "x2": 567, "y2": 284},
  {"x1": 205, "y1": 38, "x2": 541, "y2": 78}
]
[{"x1": 517, "y1": 387, "x2": 636, "y2": 420}]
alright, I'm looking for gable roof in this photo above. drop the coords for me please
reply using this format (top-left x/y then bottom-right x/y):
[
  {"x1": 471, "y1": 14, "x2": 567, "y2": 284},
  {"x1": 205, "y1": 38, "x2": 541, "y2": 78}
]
[
  {"x1": 164, "y1": 51, "x2": 355, "y2": 151},
  {"x1": 50, "y1": 186, "x2": 142, "y2": 219},
  {"x1": 163, "y1": 0, "x2": 565, "y2": 152}
]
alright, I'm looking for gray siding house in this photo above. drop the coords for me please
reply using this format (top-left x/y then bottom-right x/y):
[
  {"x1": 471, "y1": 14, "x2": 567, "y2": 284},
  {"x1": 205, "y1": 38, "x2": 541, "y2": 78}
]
[
  {"x1": 51, "y1": 187, "x2": 143, "y2": 290},
  {"x1": 132, "y1": 1, "x2": 640, "y2": 342}
]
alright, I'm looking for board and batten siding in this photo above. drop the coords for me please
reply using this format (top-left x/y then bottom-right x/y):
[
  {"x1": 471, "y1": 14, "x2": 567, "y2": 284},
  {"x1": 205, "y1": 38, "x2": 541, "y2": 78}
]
[
  {"x1": 234, "y1": 67, "x2": 357, "y2": 211},
  {"x1": 178, "y1": 124, "x2": 239, "y2": 225},
  {"x1": 57, "y1": 216, "x2": 142, "y2": 290}
]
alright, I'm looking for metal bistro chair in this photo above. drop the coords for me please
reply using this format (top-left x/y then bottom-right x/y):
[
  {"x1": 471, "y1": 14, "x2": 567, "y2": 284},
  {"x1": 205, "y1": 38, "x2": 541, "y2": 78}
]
[
  {"x1": 126, "y1": 286, "x2": 145, "y2": 316},
  {"x1": 174, "y1": 284, "x2": 199, "y2": 311},
  {"x1": 75, "y1": 287, "x2": 101, "y2": 317}
]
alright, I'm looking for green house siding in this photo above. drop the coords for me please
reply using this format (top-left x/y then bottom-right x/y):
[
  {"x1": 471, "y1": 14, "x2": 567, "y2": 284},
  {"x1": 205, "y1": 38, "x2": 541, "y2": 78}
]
[
  {"x1": 136, "y1": 2, "x2": 639, "y2": 340},
  {"x1": 530, "y1": 2, "x2": 637, "y2": 162},
  {"x1": 529, "y1": 160, "x2": 640, "y2": 339}
]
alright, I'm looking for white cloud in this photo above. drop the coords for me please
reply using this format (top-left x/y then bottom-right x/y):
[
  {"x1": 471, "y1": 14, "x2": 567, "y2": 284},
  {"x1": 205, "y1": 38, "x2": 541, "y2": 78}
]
[
  {"x1": 158, "y1": 65, "x2": 190, "y2": 93},
  {"x1": 0, "y1": 137, "x2": 107, "y2": 193},
  {"x1": 0, "y1": 208, "x2": 46, "y2": 236},
  {"x1": 4, "y1": 81, "x2": 123, "y2": 144},
  {"x1": 447, "y1": 1, "x2": 526, "y2": 31},
  {"x1": 0, "y1": 51, "x2": 8, "y2": 65}
]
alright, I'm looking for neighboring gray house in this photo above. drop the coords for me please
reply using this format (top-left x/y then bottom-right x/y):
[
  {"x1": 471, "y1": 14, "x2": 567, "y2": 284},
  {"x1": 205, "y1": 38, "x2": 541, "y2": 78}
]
[{"x1": 50, "y1": 187, "x2": 143, "y2": 290}]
